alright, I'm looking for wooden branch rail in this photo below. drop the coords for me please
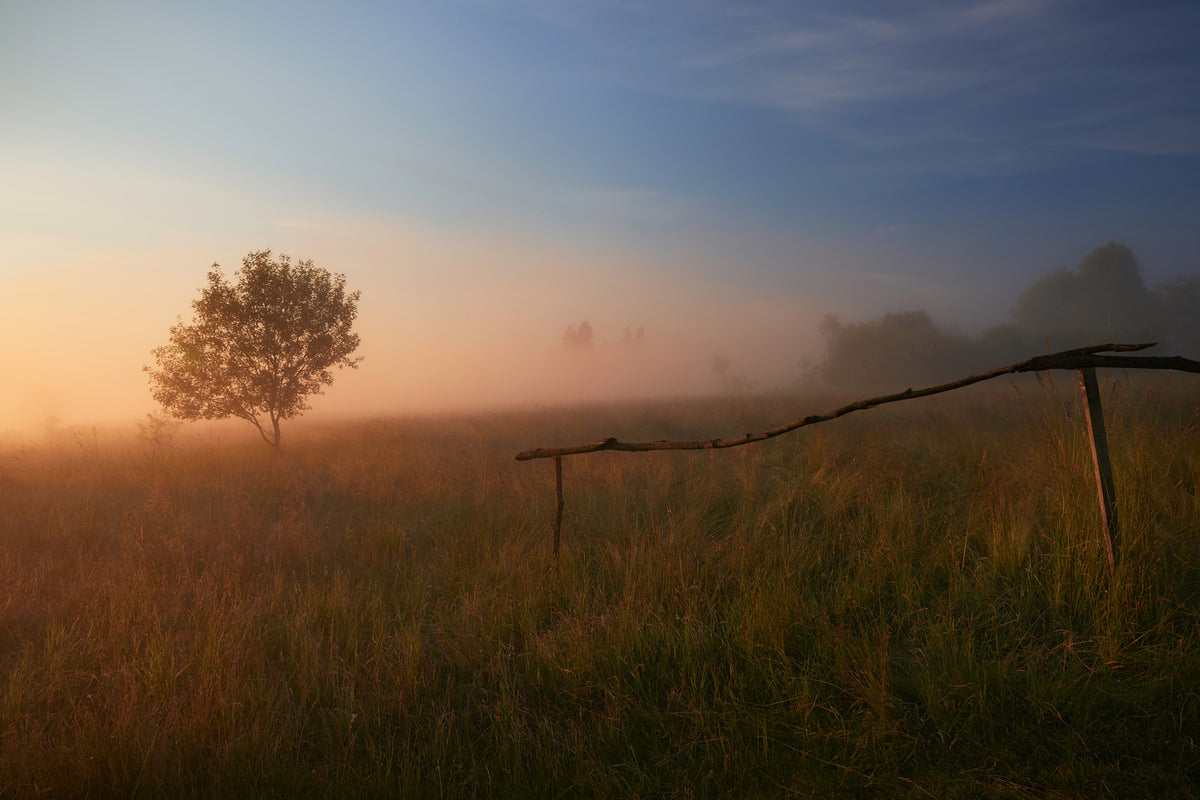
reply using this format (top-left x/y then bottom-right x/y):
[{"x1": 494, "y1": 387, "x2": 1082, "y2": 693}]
[
  {"x1": 516, "y1": 344, "x2": 1195, "y2": 461},
  {"x1": 516, "y1": 343, "x2": 1200, "y2": 573}
]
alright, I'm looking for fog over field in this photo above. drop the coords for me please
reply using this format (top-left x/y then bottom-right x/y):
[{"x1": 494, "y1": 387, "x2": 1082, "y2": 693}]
[
  {"x1": 3, "y1": 1, "x2": 1200, "y2": 432},
  {"x1": 6, "y1": 6, "x2": 1200, "y2": 795},
  {"x1": 1, "y1": 227, "x2": 834, "y2": 430}
]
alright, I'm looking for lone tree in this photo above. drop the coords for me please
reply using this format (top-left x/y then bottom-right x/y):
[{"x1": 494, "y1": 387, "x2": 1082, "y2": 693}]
[{"x1": 146, "y1": 250, "x2": 362, "y2": 451}]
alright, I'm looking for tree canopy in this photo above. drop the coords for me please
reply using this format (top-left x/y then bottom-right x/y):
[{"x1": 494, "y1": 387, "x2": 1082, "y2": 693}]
[
  {"x1": 146, "y1": 250, "x2": 361, "y2": 450},
  {"x1": 1015, "y1": 242, "x2": 1158, "y2": 348},
  {"x1": 819, "y1": 310, "x2": 975, "y2": 389}
]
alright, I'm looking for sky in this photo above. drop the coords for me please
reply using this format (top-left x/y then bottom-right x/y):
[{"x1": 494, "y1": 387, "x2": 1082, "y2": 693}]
[{"x1": 2, "y1": 0, "x2": 1199, "y2": 431}]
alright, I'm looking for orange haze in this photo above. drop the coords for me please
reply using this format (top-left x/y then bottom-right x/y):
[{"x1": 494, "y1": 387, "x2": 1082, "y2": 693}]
[{"x1": 0, "y1": 219, "x2": 830, "y2": 434}]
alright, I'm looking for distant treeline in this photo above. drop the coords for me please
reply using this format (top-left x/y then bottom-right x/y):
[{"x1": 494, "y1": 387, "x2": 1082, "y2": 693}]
[{"x1": 819, "y1": 242, "x2": 1200, "y2": 390}]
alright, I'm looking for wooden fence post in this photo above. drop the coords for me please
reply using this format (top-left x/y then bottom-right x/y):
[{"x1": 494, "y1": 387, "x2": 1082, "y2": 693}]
[
  {"x1": 1078, "y1": 367, "x2": 1118, "y2": 576},
  {"x1": 519, "y1": 345, "x2": 1197, "y2": 572}
]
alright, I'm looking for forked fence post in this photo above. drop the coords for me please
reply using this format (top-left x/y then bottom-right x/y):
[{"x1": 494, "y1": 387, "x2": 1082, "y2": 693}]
[{"x1": 1078, "y1": 367, "x2": 1119, "y2": 576}]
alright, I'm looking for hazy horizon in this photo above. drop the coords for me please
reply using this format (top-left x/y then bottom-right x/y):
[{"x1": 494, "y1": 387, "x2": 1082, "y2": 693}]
[{"x1": 4, "y1": 1, "x2": 1199, "y2": 432}]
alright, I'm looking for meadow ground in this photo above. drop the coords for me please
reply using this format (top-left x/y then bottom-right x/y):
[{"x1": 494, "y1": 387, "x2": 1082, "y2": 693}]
[{"x1": 1, "y1": 372, "x2": 1199, "y2": 798}]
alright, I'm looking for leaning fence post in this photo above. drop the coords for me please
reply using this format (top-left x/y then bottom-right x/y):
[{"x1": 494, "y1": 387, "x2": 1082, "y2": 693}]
[
  {"x1": 553, "y1": 455, "x2": 564, "y2": 558},
  {"x1": 1078, "y1": 367, "x2": 1118, "y2": 575}
]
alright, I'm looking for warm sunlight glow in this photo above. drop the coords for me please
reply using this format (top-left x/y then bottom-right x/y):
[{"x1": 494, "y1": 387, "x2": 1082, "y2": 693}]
[
  {"x1": 3, "y1": 3, "x2": 1200, "y2": 793},
  {"x1": 0, "y1": 219, "x2": 831, "y2": 432},
  {"x1": 2, "y1": 0, "x2": 1198, "y2": 436}
]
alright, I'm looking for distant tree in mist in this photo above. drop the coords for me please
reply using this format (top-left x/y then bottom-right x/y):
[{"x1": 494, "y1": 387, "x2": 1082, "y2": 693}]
[
  {"x1": 1015, "y1": 242, "x2": 1158, "y2": 348},
  {"x1": 975, "y1": 323, "x2": 1027, "y2": 364},
  {"x1": 819, "y1": 311, "x2": 975, "y2": 390},
  {"x1": 1155, "y1": 275, "x2": 1200, "y2": 354},
  {"x1": 712, "y1": 355, "x2": 756, "y2": 393},
  {"x1": 145, "y1": 250, "x2": 361, "y2": 452},
  {"x1": 621, "y1": 326, "x2": 647, "y2": 346},
  {"x1": 563, "y1": 320, "x2": 595, "y2": 349},
  {"x1": 814, "y1": 241, "x2": 1200, "y2": 393}
]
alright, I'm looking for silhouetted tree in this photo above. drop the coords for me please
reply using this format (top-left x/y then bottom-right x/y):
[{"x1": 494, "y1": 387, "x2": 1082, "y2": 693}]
[
  {"x1": 814, "y1": 242, "x2": 1198, "y2": 393},
  {"x1": 563, "y1": 320, "x2": 595, "y2": 349},
  {"x1": 1015, "y1": 242, "x2": 1158, "y2": 348},
  {"x1": 820, "y1": 311, "x2": 975, "y2": 389},
  {"x1": 1156, "y1": 275, "x2": 1200, "y2": 354},
  {"x1": 146, "y1": 250, "x2": 361, "y2": 452}
]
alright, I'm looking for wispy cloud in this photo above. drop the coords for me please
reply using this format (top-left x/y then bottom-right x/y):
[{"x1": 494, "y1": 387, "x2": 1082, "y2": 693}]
[{"x1": 515, "y1": 0, "x2": 1200, "y2": 171}]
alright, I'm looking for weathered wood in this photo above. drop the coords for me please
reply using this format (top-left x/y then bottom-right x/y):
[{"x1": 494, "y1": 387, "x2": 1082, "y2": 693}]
[
  {"x1": 519, "y1": 342, "x2": 1199, "y2": 568},
  {"x1": 515, "y1": 343, "x2": 1196, "y2": 461},
  {"x1": 1025, "y1": 353, "x2": 1200, "y2": 374},
  {"x1": 553, "y1": 456, "x2": 564, "y2": 558},
  {"x1": 1078, "y1": 367, "x2": 1119, "y2": 575}
]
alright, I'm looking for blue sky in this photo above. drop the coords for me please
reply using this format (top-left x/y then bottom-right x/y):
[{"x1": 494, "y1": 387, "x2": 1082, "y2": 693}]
[{"x1": 2, "y1": 0, "x2": 1199, "y2": 426}]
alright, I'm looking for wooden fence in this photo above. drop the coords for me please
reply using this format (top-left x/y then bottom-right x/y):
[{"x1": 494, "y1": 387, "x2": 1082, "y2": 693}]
[{"x1": 515, "y1": 343, "x2": 1200, "y2": 574}]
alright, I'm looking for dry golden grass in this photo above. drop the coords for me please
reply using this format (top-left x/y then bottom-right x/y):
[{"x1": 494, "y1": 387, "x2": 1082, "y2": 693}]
[{"x1": 2, "y1": 374, "x2": 1199, "y2": 797}]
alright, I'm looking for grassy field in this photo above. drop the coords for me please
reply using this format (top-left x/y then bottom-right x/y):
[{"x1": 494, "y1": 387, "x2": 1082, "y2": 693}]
[{"x1": 2, "y1": 373, "x2": 1199, "y2": 798}]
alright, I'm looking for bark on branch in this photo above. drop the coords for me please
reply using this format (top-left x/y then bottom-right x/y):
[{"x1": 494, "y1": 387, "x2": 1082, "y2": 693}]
[{"x1": 515, "y1": 343, "x2": 1197, "y2": 461}]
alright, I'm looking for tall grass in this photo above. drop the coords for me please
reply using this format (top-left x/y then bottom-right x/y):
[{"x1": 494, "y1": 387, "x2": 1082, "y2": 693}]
[{"x1": 2, "y1": 375, "x2": 1199, "y2": 797}]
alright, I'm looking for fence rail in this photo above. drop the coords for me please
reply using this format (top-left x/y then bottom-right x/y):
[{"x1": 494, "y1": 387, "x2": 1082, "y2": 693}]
[
  {"x1": 516, "y1": 343, "x2": 1196, "y2": 460},
  {"x1": 515, "y1": 342, "x2": 1200, "y2": 572}
]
